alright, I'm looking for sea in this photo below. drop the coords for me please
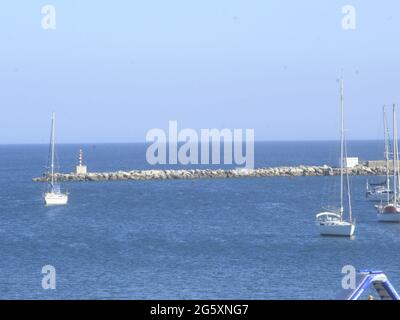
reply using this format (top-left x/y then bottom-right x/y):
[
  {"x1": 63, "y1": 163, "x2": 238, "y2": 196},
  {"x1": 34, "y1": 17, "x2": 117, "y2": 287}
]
[{"x1": 0, "y1": 141, "x2": 399, "y2": 299}]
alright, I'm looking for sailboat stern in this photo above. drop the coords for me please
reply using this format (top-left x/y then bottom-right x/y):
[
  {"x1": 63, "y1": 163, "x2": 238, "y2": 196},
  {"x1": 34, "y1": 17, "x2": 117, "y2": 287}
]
[
  {"x1": 44, "y1": 192, "x2": 68, "y2": 205},
  {"x1": 315, "y1": 212, "x2": 355, "y2": 236},
  {"x1": 317, "y1": 222, "x2": 355, "y2": 237}
]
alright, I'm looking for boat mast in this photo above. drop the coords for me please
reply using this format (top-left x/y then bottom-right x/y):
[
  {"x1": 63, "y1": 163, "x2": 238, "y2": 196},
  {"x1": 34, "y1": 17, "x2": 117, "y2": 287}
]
[
  {"x1": 393, "y1": 105, "x2": 397, "y2": 207},
  {"x1": 342, "y1": 130, "x2": 352, "y2": 222},
  {"x1": 395, "y1": 104, "x2": 400, "y2": 204},
  {"x1": 340, "y1": 74, "x2": 344, "y2": 220},
  {"x1": 383, "y1": 105, "x2": 390, "y2": 203},
  {"x1": 51, "y1": 112, "x2": 55, "y2": 188}
]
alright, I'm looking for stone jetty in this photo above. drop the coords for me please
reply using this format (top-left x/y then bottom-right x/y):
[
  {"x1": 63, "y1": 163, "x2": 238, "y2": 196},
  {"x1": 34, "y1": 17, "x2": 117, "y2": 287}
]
[{"x1": 32, "y1": 164, "x2": 389, "y2": 182}]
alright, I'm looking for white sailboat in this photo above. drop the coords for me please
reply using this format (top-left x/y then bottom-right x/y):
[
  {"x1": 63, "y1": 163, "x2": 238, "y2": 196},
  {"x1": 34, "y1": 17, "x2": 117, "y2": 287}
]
[
  {"x1": 43, "y1": 113, "x2": 69, "y2": 206},
  {"x1": 315, "y1": 76, "x2": 356, "y2": 236},
  {"x1": 366, "y1": 106, "x2": 392, "y2": 201},
  {"x1": 377, "y1": 104, "x2": 400, "y2": 222}
]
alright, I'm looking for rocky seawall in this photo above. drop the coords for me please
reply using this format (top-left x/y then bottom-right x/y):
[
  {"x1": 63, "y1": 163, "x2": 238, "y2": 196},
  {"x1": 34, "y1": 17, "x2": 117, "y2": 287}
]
[{"x1": 32, "y1": 165, "x2": 388, "y2": 182}]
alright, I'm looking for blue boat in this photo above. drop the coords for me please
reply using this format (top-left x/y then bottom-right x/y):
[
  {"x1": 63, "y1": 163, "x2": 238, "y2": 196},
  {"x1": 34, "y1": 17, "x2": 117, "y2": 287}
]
[{"x1": 338, "y1": 270, "x2": 400, "y2": 300}]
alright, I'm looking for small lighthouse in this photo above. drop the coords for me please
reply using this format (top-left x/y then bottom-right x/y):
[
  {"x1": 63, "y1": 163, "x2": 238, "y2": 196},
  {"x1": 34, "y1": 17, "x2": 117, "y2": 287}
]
[{"x1": 75, "y1": 149, "x2": 88, "y2": 174}]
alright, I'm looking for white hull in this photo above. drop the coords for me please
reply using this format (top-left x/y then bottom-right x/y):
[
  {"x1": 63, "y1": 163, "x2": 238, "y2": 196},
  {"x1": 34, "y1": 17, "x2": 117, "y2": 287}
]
[
  {"x1": 366, "y1": 192, "x2": 390, "y2": 202},
  {"x1": 377, "y1": 204, "x2": 400, "y2": 222},
  {"x1": 44, "y1": 192, "x2": 68, "y2": 206},
  {"x1": 317, "y1": 222, "x2": 355, "y2": 237},
  {"x1": 377, "y1": 213, "x2": 400, "y2": 222}
]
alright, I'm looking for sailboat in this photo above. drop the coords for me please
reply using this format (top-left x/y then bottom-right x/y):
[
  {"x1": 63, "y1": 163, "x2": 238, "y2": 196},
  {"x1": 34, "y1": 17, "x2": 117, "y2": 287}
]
[
  {"x1": 366, "y1": 180, "x2": 391, "y2": 201},
  {"x1": 377, "y1": 104, "x2": 400, "y2": 222},
  {"x1": 43, "y1": 113, "x2": 69, "y2": 206},
  {"x1": 315, "y1": 76, "x2": 356, "y2": 236},
  {"x1": 366, "y1": 106, "x2": 392, "y2": 201}
]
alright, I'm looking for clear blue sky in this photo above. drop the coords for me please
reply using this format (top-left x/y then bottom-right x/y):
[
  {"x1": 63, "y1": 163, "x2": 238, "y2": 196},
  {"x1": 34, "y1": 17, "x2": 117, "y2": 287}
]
[{"x1": 1, "y1": 0, "x2": 399, "y2": 143}]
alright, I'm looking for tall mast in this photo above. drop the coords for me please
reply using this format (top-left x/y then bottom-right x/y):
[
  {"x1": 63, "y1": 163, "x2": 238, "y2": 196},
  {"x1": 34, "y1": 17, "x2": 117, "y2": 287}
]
[
  {"x1": 344, "y1": 131, "x2": 352, "y2": 222},
  {"x1": 340, "y1": 74, "x2": 344, "y2": 220},
  {"x1": 51, "y1": 112, "x2": 55, "y2": 188},
  {"x1": 395, "y1": 104, "x2": 400, "y2": 204},
  {"x1": 393, "y1": 105, "x2": 397, "y2": 206},
  {"x1": 383, "y1": 106, "x2": 390, "y2": 203},
  {"x1": 397, "y1": 105, "x2": 400, "y2": 196}
]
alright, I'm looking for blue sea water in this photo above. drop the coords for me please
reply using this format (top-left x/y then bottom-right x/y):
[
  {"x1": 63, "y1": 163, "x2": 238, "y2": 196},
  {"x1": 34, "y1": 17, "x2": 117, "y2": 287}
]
[{"x1": 0, "y1": 141, "x2": 399, "y2": 300}]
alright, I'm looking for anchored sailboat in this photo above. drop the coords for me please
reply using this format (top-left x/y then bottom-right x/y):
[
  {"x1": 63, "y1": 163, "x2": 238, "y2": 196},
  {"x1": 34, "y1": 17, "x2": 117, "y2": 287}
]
[
  {"x1": 366, "y1": 106, "x2": 392, "y2": 201},
  {"x1": 377, "y1": 104, "x2": 400, "y2": 222},
  {"x1": 315, "y1": 76, "x2": 356, "y2": 236},
  {"x1": 43, "y1": 113, "x2": 68, "y2": 206}
]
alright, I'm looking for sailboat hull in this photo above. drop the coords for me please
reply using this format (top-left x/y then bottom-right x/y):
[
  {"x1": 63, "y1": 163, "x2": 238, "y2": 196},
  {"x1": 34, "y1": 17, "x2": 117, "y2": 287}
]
[
  {"x1": 44, "y1": 192, "x2": 68, "y2": 205},
  {"x1": 377, "y1": 213, "x2": 400, "y2": 222},
  {"x1": 376, "y1": 204, "x2": 400, "y2": 222},
  {"x1": 317, "y1": 222, "x2": 355, "y2": 237},
  {"x1": 366, "y1": 190, "x2": 391, "y2": 201}
]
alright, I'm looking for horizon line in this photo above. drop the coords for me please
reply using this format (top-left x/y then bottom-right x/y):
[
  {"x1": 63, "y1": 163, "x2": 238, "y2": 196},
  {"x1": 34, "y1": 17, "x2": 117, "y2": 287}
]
[{"x1": 0, "y1": 139, "x2": 387, "y2": 146}]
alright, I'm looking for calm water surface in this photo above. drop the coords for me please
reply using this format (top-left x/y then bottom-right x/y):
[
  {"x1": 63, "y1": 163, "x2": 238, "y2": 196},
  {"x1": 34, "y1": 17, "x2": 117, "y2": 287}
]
[{"x1": 0, "y1": 141, "x2": 398, "y2": 299}]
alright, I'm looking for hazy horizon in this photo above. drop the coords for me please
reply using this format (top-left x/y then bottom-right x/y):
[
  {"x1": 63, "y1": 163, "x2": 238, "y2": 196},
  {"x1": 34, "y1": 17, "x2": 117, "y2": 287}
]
[{"x1": 0, "y1": 139, "x2": 388, "y2": 146}]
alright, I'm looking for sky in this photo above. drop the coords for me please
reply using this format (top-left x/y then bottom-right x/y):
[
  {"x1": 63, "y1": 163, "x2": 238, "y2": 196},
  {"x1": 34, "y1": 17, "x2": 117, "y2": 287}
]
[{"x1": 0, "y1": 0, "x2": 400, "y2": 143}]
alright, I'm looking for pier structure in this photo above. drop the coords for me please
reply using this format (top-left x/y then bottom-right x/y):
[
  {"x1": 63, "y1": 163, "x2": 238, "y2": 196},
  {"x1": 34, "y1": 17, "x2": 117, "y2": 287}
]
[
  {"x1": 365, "y1": 160, "x2": 400, "y2": 170},
  {"x1": 34, "y1": 163, "x2": 389, "y2": 183}
]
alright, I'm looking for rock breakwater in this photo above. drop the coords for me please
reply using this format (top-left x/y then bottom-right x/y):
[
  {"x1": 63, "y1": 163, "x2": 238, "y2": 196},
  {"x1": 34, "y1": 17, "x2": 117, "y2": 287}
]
[{"x1": 32, "y1": 165, "x2": 388, "y2": 182}]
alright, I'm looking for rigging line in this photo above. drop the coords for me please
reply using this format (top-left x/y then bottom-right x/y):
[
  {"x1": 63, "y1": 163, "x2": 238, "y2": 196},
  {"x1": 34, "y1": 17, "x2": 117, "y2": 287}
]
[
  {"x1": 344, "y1": 130, "x2": 352, "y2": 222},
  {"x1": 340, "y1": 73, "x2": 344, "y2": 219}
]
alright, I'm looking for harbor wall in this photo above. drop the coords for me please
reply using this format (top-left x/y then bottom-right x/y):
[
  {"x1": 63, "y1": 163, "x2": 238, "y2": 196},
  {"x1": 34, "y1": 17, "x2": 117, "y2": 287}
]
[
  {"x1": 365, "y1": 160, "x2": 400, "y2": 170},
  {"x1": 32, "y1": 164, "x2": 389, "y2": 182}
]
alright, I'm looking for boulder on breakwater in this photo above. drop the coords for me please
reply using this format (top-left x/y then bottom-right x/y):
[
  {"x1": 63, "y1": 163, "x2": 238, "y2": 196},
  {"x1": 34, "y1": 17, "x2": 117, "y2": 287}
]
[{"x1": 32, "y1": 165, "x2": 388, "y2": 182}]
